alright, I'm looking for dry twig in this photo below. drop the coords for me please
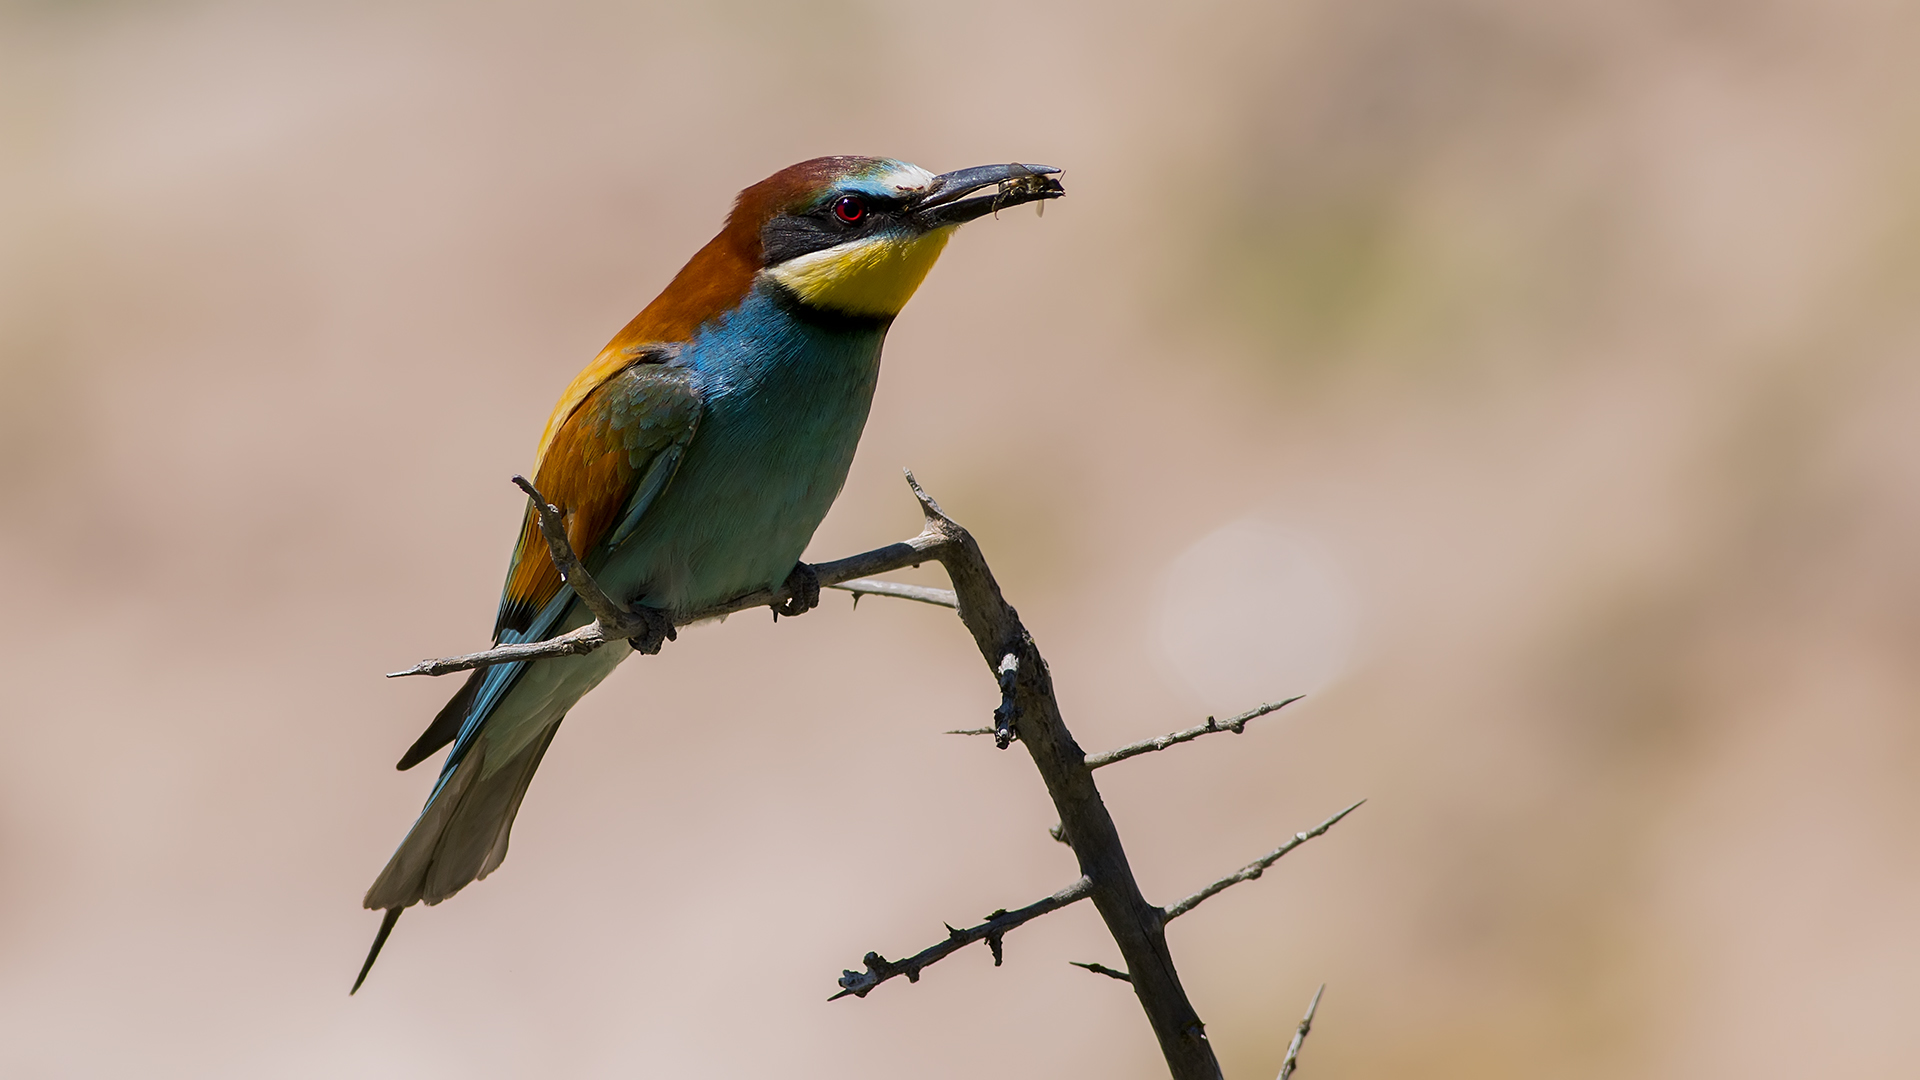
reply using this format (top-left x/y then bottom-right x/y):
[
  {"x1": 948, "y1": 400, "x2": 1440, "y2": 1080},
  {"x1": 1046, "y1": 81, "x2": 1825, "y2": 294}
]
[
  {"x1": 866, "y1": 471, "x2": 1224, "y2": 1078},
  {"x1": 511, "y1": 475, "x2": 631, "y2": 630},
  {"x1": 830, "y1": 577, "x2": 958, "y2": 608},
  {"x1": 947, "y1": 696, "x2": 1302, "y2": 753},
  {"x1": 1162, "y1": 802, "x2": 1365, "y2": 921},
  {"x1": 1277, "y1": 984, "x2": 1325, "y2": 1080},
  {"x1": 1085, "y1": 697, "x2": 1305, "y2": 769},
  {"x1": 388, "y1": 482, "x2": 947, "y2": 678},
  {"x1": 831, "y1": 877, "x2": 1093, "y2": 1000}
]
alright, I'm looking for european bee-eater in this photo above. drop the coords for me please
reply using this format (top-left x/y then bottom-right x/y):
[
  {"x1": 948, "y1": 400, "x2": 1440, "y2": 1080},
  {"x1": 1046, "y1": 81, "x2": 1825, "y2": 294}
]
[{"x1": 354, "y1": 157, "x2": 1064, "y2": 991}]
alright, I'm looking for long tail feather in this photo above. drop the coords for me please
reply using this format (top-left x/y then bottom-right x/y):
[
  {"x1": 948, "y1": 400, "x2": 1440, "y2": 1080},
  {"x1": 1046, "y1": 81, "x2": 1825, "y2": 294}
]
[
  {"x1": 351, "y1": 907, "x2": 403, "y2": 994},
  {"x1": 423, "y1": 724, "x2": 560, "y2": 900},
  {"x1": 365, "y1": 721, "x2": 563, "y2": 911}
]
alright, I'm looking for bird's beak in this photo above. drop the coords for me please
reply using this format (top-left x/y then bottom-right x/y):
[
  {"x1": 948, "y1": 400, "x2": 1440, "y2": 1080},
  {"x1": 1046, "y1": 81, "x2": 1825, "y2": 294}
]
[{"x1": 914, "y1": 163, "x2": 1065, "y2": 227}]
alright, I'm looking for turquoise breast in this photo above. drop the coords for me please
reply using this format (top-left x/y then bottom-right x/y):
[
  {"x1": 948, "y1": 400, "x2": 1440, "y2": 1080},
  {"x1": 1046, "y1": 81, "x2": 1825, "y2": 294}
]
[{"x1": 595, "y1": 281, "x2": 890, "y2": 613}]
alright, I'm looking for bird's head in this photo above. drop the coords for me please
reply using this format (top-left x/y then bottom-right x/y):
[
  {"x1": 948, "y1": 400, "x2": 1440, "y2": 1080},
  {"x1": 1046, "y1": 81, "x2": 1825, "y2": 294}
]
[
  {"x1": 613, "y1": 157, "x2": 1062, "y2": 349},
  {"x1": 742, "y1": 157, "x2": 1063, "y2": 320},
  {"x1": 545, "y1": 159, "x2": 1061, "y2": 499}
]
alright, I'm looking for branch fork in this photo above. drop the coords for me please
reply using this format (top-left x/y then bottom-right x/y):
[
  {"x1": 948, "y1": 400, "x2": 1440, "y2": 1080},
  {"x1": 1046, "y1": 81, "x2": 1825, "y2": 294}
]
[{"x1": 816, "y1": 473, "x2": 1362, "y2": 1080}]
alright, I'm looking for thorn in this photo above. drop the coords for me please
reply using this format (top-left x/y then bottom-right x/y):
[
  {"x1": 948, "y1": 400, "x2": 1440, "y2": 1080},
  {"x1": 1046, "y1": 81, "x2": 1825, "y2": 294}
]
[
  {"x1": 1329, "y1": 798, "x2": 1367, "y2": 826},
  {"x1": 902, "y1": 468, "x2": 945, "y2": 519}
]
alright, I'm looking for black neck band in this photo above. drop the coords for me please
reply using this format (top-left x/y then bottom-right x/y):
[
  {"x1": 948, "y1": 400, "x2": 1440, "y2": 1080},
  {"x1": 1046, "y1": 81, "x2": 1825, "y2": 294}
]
[{"x1": 764, "y1": 280, "x2": 896, "y2": 334}]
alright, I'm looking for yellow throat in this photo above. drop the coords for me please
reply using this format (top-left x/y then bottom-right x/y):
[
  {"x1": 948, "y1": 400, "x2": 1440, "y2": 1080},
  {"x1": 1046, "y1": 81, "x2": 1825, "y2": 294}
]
[{"x1": 763, "y1": 228, "x2": 954, "y2": 318}]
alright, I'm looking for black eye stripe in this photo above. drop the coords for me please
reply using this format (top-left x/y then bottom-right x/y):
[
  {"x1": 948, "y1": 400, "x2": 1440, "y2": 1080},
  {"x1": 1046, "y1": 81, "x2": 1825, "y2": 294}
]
[{"x1": 762, "y1": 196, "x2": 909, "y2": 266}]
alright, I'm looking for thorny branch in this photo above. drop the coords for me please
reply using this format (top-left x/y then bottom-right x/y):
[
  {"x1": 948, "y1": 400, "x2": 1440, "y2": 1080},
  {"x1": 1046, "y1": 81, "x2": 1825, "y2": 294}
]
[
  {"x1": 946, "y1": 696, "x2": 1303, "y2": 765},
  {"x1": 1277, "y1": 984, "x2": 1325, "y2": 1080},
  {"x1": 391, "y1": 470, "x2": 1360, "y2": 1079},
  {"x1": 832, "y1": 803, "x2": 1360, "y2": 1001},
  {"x1": 830, "y1": 877, "x2": 1093, "y2": 1000},
  {"x1": 822, "y1": 472, "x2": 1361, "y2": 1080},
  {"x1": 1162, "y1": 801, "x2": 1365, "y2": 921},
  {"x1": 858, "y1": 472, "x2": 1228, "y2": 1078},
  {"x1": 1085, "y1": 697, "x2": 1305, "y2": 769}
]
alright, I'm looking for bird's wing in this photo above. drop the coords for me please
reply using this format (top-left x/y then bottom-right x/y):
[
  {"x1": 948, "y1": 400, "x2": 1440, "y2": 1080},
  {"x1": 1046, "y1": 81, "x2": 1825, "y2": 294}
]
[
  {"x1": 494, "y1": 349, "x2": 703, "y2": 638},
  {"x1": 395, "y1": 351, "x2": 702, "y2": 773}
]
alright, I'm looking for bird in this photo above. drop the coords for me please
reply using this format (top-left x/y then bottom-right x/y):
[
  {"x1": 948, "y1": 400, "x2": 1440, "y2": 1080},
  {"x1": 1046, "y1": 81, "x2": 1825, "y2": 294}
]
[{"x1": 352, "y1": 156, "x2": 1064, "y2": 992}]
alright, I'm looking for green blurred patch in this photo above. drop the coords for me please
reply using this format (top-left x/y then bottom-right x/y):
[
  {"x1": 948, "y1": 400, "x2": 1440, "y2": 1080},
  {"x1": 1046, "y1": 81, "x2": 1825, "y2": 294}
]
[
  {"x1": 1201, "y1": 187, "x2": 1502, "y2": 379},
  {"x1": 1192, "y1": 163, "x2": 1625, "y2": 391},
  {"x1": 1175, "y1": 2, "x2": 1622, "y2": 389},
  {"x1": 1216, "y1": 191, "x2": 1415, "y2": 356}
]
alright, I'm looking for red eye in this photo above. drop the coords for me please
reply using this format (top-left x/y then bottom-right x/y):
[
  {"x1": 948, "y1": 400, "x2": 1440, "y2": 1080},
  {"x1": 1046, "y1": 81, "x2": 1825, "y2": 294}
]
[{"x1": 832, "y1": 195, "x2": 867, "y2": 224}]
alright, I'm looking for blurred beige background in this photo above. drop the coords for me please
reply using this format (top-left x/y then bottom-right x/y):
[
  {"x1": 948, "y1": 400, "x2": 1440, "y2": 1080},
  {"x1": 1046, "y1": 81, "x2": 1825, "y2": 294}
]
[{"x1": 3, "y1": 0, "x2": 1918, "y2": 1076}]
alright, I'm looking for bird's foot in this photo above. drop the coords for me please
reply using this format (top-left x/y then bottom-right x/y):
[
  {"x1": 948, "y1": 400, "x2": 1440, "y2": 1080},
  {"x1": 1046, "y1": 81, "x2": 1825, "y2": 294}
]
[
  {"x1": 773, "y1": 562, "x2": 821, "y2": 619},
  {"x1": 626, "y1": 605, "x2": 677, "y2": 655}
]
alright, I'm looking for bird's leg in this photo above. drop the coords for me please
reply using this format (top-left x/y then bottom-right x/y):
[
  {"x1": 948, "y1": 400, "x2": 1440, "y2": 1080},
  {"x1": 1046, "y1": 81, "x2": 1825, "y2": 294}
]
[
  {"x1": 626, "y1": 604, "x2": 677, "y2": 655},
  {"x1": 773, "y1": 561, "x2": 822, "y2": 619}
]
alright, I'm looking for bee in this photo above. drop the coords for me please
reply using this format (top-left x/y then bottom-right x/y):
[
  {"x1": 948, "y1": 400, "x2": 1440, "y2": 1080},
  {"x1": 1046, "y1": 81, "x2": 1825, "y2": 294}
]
[{"x1": 993, "y1": 164, "x2": 1065, "y2": 218}]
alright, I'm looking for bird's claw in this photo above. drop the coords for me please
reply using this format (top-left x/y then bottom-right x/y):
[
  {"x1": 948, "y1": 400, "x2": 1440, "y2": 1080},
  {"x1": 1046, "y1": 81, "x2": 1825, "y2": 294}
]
[
  {"x1": 773, "y1": 562, "x2": 821, "y2": 619},
  {"x1": 626, "y1": 605, "x2": 677, "y2": 655}
]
